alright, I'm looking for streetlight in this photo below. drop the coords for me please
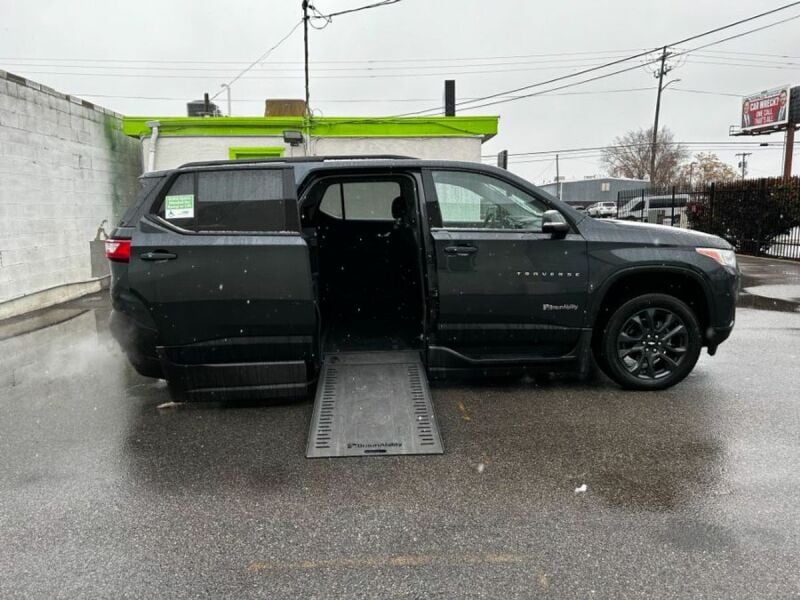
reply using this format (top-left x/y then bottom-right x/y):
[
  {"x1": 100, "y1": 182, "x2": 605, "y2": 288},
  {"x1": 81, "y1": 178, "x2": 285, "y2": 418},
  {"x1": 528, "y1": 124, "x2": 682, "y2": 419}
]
[
  {"x1": 662, "y1": 78, "x2": 681, "y2": 92},
  {"x1": 220, "y1": 83, "x2": 232, "y2": 117}
]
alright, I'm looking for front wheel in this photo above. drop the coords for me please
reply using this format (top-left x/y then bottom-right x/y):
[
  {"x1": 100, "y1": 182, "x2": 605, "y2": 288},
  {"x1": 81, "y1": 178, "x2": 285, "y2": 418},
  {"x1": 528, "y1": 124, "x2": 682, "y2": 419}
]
[{"x1": 597, "y1": 293, "x2": 702, "y2": 390}]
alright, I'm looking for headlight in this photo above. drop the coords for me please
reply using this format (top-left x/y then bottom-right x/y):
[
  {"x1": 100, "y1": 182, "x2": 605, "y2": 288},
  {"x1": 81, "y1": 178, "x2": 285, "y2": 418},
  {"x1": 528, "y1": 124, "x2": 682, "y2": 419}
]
[{"x1": 696, "y1": 248, "x2": 737, "y2": 269}]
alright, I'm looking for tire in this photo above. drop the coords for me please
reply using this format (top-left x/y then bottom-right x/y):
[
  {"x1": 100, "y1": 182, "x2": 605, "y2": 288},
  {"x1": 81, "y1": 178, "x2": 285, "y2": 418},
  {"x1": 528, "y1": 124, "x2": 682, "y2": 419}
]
[{"x1": 596, "y1": 293, "x2": 702, "y2": 390}]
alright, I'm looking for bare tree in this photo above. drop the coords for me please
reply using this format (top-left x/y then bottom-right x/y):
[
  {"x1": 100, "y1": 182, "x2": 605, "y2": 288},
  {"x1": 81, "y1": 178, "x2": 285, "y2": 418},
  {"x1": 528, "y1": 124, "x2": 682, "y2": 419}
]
[
  {"x1": 677, "y1": 152, "x2": 738, "y2": 187},
  {"x1": 601, "y1": 127, "x2": 688, "y2": 187}
]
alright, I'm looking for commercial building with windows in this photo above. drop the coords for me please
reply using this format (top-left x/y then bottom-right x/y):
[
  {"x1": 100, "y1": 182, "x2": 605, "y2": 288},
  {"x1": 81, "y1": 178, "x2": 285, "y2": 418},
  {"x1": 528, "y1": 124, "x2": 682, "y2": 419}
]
[{"x1": 539, "y1": 177, "x2": 647, "y2": 210}]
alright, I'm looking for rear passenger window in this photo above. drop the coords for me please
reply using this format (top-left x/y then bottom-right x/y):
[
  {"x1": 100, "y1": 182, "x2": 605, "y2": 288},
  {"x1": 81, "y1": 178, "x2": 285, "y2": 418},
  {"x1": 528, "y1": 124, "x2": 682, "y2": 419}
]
[
  {"x1": 344, "y1": 182, "x2": 400, "y2": 221},
  {"x1": 156, "y1": 169, "x2": 294, "y2": 232},
  {"x1": 317, "y1": 181, "x2": 401, "y2": 221}
]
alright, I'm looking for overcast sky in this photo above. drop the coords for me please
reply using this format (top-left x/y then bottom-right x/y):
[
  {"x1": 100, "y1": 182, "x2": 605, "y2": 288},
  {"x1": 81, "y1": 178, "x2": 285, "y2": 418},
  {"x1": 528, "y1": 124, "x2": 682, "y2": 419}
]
[{"x1": 2, "y1": 0, "x2": 798, "y2": 181}]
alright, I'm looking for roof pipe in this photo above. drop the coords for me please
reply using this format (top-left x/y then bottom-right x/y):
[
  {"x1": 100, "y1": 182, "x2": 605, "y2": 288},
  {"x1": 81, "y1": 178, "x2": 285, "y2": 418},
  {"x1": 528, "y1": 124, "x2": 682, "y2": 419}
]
[{"x1": 145, "y1": 120, "x2": 160, "y2": 172}]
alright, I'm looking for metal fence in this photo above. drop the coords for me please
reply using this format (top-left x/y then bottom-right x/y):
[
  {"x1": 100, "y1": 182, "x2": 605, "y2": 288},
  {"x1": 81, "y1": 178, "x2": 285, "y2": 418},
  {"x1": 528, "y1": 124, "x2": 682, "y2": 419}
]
[{"x1": 616, "y1": 177, "x2": 800, "y2": 260}]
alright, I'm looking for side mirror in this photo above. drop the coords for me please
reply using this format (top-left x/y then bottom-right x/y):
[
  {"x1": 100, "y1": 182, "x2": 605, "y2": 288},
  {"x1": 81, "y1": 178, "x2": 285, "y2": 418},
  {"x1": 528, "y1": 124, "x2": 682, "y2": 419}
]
[{"x1": 541, "y1": 210, "x2": 569, "y2": 236}]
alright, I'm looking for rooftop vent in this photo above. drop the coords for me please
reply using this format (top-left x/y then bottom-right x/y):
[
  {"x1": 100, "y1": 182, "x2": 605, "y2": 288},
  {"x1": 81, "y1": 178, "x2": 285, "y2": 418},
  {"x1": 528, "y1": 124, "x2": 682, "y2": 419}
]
[{"x1": 187, "y1": 99, "x2": 222, "y2": 117}]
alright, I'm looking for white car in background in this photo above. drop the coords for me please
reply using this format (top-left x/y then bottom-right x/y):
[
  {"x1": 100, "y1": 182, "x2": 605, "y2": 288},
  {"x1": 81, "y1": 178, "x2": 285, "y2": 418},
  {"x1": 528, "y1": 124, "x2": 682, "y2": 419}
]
[
  {"x1": 587, "y1": 202, "x2": 617, "y2": 218},
  {"x1": 617, "y1": 194, "x2": 689, "y2": 225},
  {"x1": 767, "y1": 226, "x2": 800, "y2": 259}
]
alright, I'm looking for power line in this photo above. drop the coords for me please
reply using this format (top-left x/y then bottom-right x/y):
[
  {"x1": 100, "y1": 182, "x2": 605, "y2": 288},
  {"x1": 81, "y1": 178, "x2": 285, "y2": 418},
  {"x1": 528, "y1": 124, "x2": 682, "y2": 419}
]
[
  {"x1": 11, "y1": 52, "x2": 800, "y2": 81},
  {"x1": 671, "y1": 87, "x2": 742, "y2": 98},
  {"x1": 209, "y1": 19, "x2": 302, "y2": 100},
  {"x1": 398, "y1": 3, "x2": 800, "y2": 116},
  {"x1": 689, "y1": 52, "x2": 800, "y2": 66},
  {"x1": 501, "y1": 144, "x2": 792, "y2": 166},
  {"x1": 506, "y1": 146, "x2": 790, "y2": 163},
  {"x1": 72, "y1": 89, "x2": 656, "y2": 103},
  {"x1": 6, "y1": 52, "x2": 800, "y2": 76},
  {"x1": 310, "y1": 0, "x2": 402, "y2": 20},
  {"x1": 1, "y1": 46, "x2": 796, "y2": 67},
  {"x1": 301, "y1": 0, "x2": 403, "y2": 115},
  {"x1": 683, "y1": 58, "x2": 800, "y2": 70},
  {"x1": 428, "y1": 12, "x2": 800, "y2": 115},
  {"x1": 481, "y1": 140, "x2": 800, "y2": 159},
  {"x1": 0, "y1": 54, "x2": 641, "y2": 73},
  {"x1": 71, "y1": 85, "x2": 744, "y2": 103},
  {"x1": 694, "y1": 48, "x2": 800, "y2": 60},
  {"x1": 0, "y1": 61, "x2": 654, "y2": 79}
]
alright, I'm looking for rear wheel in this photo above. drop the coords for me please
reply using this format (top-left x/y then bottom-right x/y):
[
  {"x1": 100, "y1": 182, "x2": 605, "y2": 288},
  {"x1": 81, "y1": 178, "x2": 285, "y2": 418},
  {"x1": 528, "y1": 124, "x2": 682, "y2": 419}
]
[{"x1": 596, "y1": 293, "x2": 702, "y2": 390}]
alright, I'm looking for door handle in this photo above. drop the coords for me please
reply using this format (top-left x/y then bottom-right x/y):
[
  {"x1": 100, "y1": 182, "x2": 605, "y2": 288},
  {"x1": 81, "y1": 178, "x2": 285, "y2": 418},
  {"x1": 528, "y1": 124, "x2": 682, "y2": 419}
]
[
  {"x1": 444, "y1": 245, "x2": 478, "y2": 256},
  {"x1": 140, "y1": 251, "x2": 177, "y2": 261}
]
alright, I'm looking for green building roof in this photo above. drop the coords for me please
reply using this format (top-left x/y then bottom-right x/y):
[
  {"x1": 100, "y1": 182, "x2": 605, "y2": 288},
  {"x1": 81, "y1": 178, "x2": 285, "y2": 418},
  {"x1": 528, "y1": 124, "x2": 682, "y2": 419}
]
[{"x1": 122, "y1": 115, "x2": 498, "y2": 140}]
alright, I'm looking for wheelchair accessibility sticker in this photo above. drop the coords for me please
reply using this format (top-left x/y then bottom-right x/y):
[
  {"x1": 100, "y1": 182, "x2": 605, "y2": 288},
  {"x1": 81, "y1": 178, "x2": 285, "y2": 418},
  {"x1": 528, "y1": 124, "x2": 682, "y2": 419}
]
[{"x1": 164, "y1": 194, "x2": 194, "y2": 219}]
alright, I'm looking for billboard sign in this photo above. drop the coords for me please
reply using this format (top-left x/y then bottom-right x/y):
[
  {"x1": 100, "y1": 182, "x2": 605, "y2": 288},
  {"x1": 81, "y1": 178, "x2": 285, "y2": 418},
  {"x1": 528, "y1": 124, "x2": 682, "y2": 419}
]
[{"x1": 741, "y1": 86, "x2": 791, "y2": 132}]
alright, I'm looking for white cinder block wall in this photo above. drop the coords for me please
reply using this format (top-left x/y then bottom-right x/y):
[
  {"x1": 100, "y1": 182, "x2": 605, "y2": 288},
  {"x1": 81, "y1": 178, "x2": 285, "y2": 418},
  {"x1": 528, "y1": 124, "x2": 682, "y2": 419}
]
[{"x1": 0, "y1": 71, "x2": 141, "y2": 314}]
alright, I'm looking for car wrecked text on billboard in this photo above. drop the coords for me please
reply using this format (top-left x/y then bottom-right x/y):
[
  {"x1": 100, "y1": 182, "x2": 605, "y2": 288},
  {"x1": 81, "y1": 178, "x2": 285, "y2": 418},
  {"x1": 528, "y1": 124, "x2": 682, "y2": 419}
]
[{"x1": 740, "y1": 86, "x2": 791, "y2": 132}]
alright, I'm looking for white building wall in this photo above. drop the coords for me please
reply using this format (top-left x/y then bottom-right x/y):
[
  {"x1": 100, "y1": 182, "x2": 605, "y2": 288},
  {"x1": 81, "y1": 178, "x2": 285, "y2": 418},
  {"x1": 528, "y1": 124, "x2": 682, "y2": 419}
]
[
  {"x1": 142, "y1": 135, "x2": 483, "y2": 172},
  {"x1": 0, "y1": 71, "x2": 141, "y2": 314}
]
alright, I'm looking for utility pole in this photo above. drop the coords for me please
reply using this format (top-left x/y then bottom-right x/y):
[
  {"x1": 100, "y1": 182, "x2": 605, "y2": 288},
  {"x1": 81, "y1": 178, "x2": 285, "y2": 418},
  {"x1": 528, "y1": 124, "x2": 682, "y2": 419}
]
[
  {"x1": 736, "y1": 152, "x2": 752, "y2": 180},
  {"x1": 555, "y1": 153, "x2": 561, "y2": 199},
  {"x1": 299, "y1": 0, "x2": 400, "y2": 122},
  {"x1": 302, "y1": 0, "x2": 310, "y2": 116},
  {"x1": 784, "y1": 124, "x2": 796, "y2": 181},
  {"x1": 650, "y1": 46, "x2": 671, "y2": 186}
]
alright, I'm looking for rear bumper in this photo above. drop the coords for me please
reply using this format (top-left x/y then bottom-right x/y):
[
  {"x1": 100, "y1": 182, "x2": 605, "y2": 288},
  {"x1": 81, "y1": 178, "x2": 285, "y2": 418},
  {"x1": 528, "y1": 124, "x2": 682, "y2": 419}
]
[
  {"x1": 111, "y1": 307, "x2": 315, "y2": 399},
  {"x1": 109, "y1": 309, "x2": 162, "y2": 378}
]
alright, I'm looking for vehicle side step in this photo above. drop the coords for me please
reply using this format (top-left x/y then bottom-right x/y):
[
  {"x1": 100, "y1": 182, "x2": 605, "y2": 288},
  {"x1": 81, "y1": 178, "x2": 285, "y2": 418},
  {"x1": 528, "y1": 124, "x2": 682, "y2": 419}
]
[{"x1": 306, "y1": 351, "x2": 444, "y2": 458}]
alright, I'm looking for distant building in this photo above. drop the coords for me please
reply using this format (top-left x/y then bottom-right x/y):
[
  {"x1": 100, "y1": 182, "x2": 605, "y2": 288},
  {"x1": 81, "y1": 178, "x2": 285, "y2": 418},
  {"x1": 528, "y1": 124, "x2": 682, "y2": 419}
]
[{"x1": 539, "y1": 177, "x2": 647, "y2": 209}]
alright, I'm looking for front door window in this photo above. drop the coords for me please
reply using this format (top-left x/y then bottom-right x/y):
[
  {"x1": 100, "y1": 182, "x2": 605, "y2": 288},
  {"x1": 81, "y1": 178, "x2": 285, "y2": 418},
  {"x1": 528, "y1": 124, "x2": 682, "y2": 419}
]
[{"x1": 431, "y1": 170, "x2": 548, "y2": 231}]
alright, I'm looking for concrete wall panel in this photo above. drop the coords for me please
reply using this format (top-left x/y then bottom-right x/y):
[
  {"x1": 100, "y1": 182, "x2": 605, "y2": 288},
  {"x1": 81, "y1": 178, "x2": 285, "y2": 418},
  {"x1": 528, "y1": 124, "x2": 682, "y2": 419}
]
[{"x1": 0, "y1": 71, "x2": 142, "y2": 310}]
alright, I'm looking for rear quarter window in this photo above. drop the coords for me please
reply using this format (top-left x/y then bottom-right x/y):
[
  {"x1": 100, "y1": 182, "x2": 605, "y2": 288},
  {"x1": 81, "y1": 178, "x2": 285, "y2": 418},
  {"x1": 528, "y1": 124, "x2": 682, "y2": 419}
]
[{"x1": 118, "y1": 176, "x2": 164, "y2": 226}]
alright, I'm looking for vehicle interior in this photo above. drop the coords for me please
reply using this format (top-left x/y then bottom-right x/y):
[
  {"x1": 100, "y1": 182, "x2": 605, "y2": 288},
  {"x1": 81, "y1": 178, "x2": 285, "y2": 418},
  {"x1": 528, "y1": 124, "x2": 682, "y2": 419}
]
[{"x1": 300, "y1": 175, "x2": 426, "y2": 352}]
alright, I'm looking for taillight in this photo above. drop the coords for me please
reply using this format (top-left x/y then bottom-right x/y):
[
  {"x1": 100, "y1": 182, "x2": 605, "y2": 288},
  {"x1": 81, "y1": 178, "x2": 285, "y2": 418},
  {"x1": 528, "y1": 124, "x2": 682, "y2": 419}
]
[{"x1": 105, "y1": 238, "x2": 131, "y2": 263}]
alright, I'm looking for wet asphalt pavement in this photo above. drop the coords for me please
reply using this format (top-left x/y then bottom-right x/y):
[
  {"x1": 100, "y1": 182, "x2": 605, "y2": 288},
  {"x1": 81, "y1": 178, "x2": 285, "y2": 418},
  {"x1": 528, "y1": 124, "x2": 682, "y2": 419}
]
[{"x1": 1, "y1": 266, "x2": 799, "y2": 598}]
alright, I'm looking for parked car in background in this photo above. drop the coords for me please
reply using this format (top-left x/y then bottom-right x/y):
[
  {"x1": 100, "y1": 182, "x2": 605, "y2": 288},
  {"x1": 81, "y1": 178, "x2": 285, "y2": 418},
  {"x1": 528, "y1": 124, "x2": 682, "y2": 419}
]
[
  {"x1": 617, "y1": 194, "x2": 690, "y2": 224},
  {"x1": 587, "y1": 202, "x2": 617, "y2": 218}
]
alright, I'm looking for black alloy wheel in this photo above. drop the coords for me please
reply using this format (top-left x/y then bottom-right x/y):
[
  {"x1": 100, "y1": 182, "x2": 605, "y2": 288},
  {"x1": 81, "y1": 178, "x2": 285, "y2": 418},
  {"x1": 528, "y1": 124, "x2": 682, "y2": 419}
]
[
  {"x1": 598, "y1": 293, "x2": 702, "y2": 390},
  {"x1": 617, "y1": 307, "x2": 688, "y2": 380}
]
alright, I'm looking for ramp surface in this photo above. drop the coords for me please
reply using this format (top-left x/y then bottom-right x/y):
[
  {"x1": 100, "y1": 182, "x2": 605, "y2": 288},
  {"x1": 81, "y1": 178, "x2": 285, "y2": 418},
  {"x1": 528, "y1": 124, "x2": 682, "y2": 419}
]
[{"x1": 306, "y1": 351, "x2": 444, "y2": 458}]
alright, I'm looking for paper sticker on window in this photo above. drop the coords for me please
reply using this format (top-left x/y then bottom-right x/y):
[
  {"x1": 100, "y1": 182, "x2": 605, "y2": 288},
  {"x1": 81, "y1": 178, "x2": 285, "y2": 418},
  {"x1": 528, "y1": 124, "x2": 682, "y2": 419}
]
[
  {"x1": 165, "y1": 194, "x2": 194, "y2": 219},
  {"x1": 436, "y1": 184, "x2": 482, "y2": 222}
]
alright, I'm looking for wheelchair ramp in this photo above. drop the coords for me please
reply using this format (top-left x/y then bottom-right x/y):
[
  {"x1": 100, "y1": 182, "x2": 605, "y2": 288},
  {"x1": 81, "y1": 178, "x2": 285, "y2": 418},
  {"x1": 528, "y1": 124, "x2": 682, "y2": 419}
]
[{"x1": 306, "y1": 351, "x2": 444, "y2": 458}]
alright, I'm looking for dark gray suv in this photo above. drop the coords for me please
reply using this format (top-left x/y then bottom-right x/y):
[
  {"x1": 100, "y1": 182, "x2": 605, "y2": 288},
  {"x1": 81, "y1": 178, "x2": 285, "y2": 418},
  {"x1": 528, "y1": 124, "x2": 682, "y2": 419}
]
[{"x1": 106, "y1": 156, "x2": 738, "y2": 400}]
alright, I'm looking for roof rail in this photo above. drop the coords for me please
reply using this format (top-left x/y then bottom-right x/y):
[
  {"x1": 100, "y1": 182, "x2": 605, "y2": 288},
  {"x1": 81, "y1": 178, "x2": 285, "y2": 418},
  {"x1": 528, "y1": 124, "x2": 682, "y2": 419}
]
[{"x1": 178, "y1": 155, "x2": 417, "y2": 169}]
